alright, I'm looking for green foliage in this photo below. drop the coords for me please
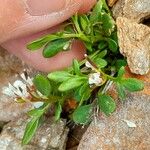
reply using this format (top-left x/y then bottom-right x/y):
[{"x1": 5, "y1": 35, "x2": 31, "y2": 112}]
[
  {"x1": 117, "y1": 66, "x2": 125, "y2": 79},
  {"x1": 73, "y1": 105, "x2": 93, "y2": 124},
  {"x1": 98, "y1": 41, "x2": 108, "y2": 50},
  {"x1": 27, "y1": 35, "x2": 59, "y2": 50},
  {"x1": 79, "y1": 83, "x2": 91, "y2": 101},
  {"x1": 73, "y1": 59, "x2": 81, "y2": 75},
  {"x1": 22, "y1": 117, "x2": 40, "y2": 145},
  {"x1": 58, "y1": 76, "x2": 87, "y2": 92},
  {"x1": 33, "y1": 74, "x2": 51, "y2": 97},
  {"x1": 48, "y1": 71, "x2": 73, "y2": 82},
  {"x1": 26, "y1": 0, "x2": 117, "y2": 57},
  {"x1": 43, "y1": 39, "x2": 71, "y2": 58},
  {"x1": 22, "y1": 0, "x2": 145, "y2": 145},
  {"x1": 98, "y1": 94, "x2": 116, "y2": 116},
  {"x1": 54, "y1": 102, "x2": 62, "y2": 121},
  {"x1": 93, "y1": 58, "x2": 108, "y2": 68},
  {"x1": 107, "y1": 38, "x2": 118, "y2": 53},
  {"x1": 22, "y1": 104, "x2": 50, "y2": 145},
  {"x1": 116, "y1": 83, "x2": 126, "y2": 100},
  {"x1": 121, "y1": 78, "x2": 144, "y2": 92},
  {"x1": 79, "y1": 15, "x2": 90, "y2": 32}
]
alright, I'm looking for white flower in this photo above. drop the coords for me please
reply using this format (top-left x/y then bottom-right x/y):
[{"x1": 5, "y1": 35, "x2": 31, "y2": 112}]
[
  {"x1": 2, "y1": 80, "x2": 30, "y2": 101},
  {"x1": 85, "y1": 61, "x2": 94, "y2": 70},
  {"x1": 2, "y1": 71, "x2": 33, "y2": 101},
  {"x1": 33, "y1": 102, "x2": 44, "y2": 108},
  {"x1": 20, "y1": 72, "x2": 33, "y2": 86},
  {"x1": 89, "y1": 73, "x2": 103, "y2": 86},
  {"x1": 2, "y1": 71, "x2": 47, "y2": 107},
  {"x1": 2, "y1": 84, "x2": 16, "y2": 97}
]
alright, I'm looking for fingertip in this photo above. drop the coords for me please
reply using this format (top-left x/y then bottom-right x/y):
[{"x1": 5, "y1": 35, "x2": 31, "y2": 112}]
[
  {"x1": 79, "y1": 0, "x2": 96, "y2": 13},
  {"x1": 2, "y1": 36, "x2": 86, "y2": 72}
]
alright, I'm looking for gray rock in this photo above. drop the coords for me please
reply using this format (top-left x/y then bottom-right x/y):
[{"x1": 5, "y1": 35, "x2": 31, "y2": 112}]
[
  {"x1": 112, "y1": 0, "x2": 150, "y2": 23},
  {"x1": 78, "y1": 93, "x2": 150, "y2": 150},
  {"x1": 116, "y1": 17, "x2": 150, "y2": 75},
  {"x1": 0, "y1": 48, "x2": 37, "y2": 122},
  {"x1": 0, "y1": 115, "x2": 69, "y2": 150}
]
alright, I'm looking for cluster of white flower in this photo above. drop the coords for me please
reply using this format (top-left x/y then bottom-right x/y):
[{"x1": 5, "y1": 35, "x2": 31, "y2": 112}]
[
  {"x1": 2, "y1": 71, "x2": 44, "y2": 108},
  {"x1": 88, "y1": 72, "x2": 103, "y2": 86},
  {"x1": 85, "y1": 60, "x2": 103, "y2": 86}
]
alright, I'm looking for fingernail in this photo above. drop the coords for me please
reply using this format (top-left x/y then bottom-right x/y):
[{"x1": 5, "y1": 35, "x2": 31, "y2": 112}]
[{"x1": 25, "y1": 0, "x2": 67, "y2": 16}]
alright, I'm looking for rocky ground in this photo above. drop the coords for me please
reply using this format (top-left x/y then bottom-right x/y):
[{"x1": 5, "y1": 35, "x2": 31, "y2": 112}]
[{"x1": 0, "y1": 0, "x2": 150, "y2": 149}]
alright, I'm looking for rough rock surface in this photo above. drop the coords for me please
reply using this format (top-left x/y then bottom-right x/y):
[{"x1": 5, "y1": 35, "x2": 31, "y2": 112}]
[
  {"x1": 107, "y1": 0, "x2": 118, "y2": 7},
  {"x1": 0, "y1": 115, "x2": 69, "y2": 150},
  {"x1": 78, "y1": 93, "x2": 150, "y2": 150},
  {"x1": 116, "y1": 17, "x2": 150, "y2": 75},
  {"x1": 112, "y1": 0, "x2": 150, "y2": 23},
  {"x1": 0, "y1": 48, "x2": 37, "y2": 122}
]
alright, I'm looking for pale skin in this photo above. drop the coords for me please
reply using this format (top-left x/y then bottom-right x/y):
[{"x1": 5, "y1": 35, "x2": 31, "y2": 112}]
[{"x1": 0, "y1": 0, "x2": 96, "y2": 72}]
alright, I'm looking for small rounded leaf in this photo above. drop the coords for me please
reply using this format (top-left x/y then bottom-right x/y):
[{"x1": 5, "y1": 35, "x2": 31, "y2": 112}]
[
  {"x1": 107, "y1": 38, "x2": 118, "y2": 53},
  {"x1": 43, "y1": 39, "x2": 70, "y2": 58},
  {"x1": 48, "y1": 71, "x2": 72, "y2": 82},
  {"x1": 58, "y1": 77, "x2": 87, "y2": 92},
  {"x1": 73, "y1": 105, "x2": 93, "y2": 124},
  {"x1": 121, "y1": 78, "x2": 144, "y2": 92},
  {"x1": 33, "y1": 74, "x2": 51, "y2": 97},
  {"x1": 98, "y1": 94, "x2": 116, "y2": 116}
]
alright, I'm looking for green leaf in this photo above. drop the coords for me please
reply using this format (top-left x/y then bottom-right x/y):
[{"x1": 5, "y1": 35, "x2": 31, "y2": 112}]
[
  {"x1": 27, "y1": 35, "x2": 59, "y2": 50},
  {"x1": 59, "y1": 77, "x2": 87, "y2": 92},
  {"x1": 28, "y1": 108, "x2": 45, "y2": 117},
  {"x1": 79, "y1": 83, "x2": 91, "y2": 101},
  {"x1": 93, "y1": 50, "x2": 107, "y2": 60},
  {"x1": 43, "y1": 39, "x2": 70, "y2": 58},
  {"x1": 107, "y1": 38, "x2": 118, "y2": 53},
  {"x1": 101, "y1": 0, "x2": 111, "y2": 13},
  {"x1": 98, "y1": 41, "x2": 108, "y2": 50},
  {"x1": 73, "y1": 59, "x2": 81, "y2": 75},
  {"x1": 73, "y1": 105, "x2": 93, "y2": 124},
  {"x1": 22, "y1": 117, "x2": 40, "y2": 145},
  {"x1": 98, "y1": 94, "x2": 116, "y2": 116},
  {"x1": 64, "y1": 24, "x2": 75, "y2": 34},
  {"x1": 116, "y1": 83, "x2": 126, "y2": 100},
  {"x1": 71, "y1": 13, "x2": 82, "y2": 33},
  {"x1": 33, "y1": 74, "x2": 51, "y2": 97},
  {"x1": 110, "y1": 31, "x2": 118, "y2": 44},
  {"x1": 73, "y1": 88, "x2": 82, "y2": 102},
  {"x1": 48, "y1": 71, "x2": 73, "y2": 82},
  {"x1": 84, "y1": 42, "x2": 93, "y2": 52},
  {"x1": 54, "y1": 102, "x2": 62, "y2": 121},
  {"x1": 90, "y1": 0, "x2": 102, "y2": 23},
  {"x1": 121, "y1": 78, "x2": 144, "y2": 92},
  {"x1": 102, "y1": 13, "x2": 115, "y2": 36},
  {"x1": 94, "y1": 58, "x2": 107, "y2": 68},
  {"x1": 28, "y1": 104, "x2": 49, "y2": 117},
  {"x1": 117, "y1": 66, "x2": 125, "y2": 79},
  {"x1": 79, "y1": 15, "x2": 89, "y2": 31},
  {"x1": 98, "y1": 50, "x2": 107, "y2": 58},
  {"x1": 116, "y1": 59, "x2": 127, "y2": 70}
]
